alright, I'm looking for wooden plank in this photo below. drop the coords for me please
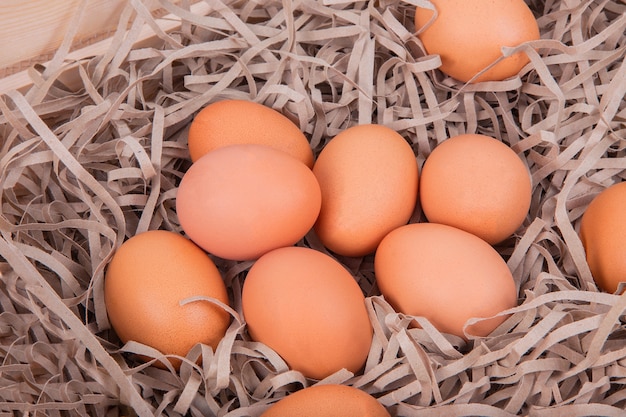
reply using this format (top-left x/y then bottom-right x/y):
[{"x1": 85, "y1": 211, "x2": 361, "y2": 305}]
[
  {"x1": 0, "y1": 0, "x2": 128, "y2": 73},
  {"x1": 0, "y1": 1, "x2": 211, "y2": 94}
]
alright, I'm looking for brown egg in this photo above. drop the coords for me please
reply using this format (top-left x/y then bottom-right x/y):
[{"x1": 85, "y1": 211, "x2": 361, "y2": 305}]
[
  {"x1": 313, "y1": 124, "x2": 419, "y2": 257},
  {"x1": 260, "y1": 384, "x2": 390, "y2": 417},
  {"x1": 419, "y1": 134, "x2": 532, "y2": 245},
  {"x1": 176, "y1": 144, "x2": 321, "y2": 261},
  {"x1": 580, "y1": 182, "x2": 626, "y2": 294},
  {"x1": 187, "y1": 99, "x2": 314, "y2": 167},
  {"x1": 374, "y1": 223, "x2": 518, "y2": 338},
  {"x1": 414, "y1": 0, "x2": 540, "y2": 83},
  {"x1": 242, "y1": 246, "x2": 373, "y2": 380},
  {"x1": 104, "y1": 230, "x2": 230, "y2": 368}
]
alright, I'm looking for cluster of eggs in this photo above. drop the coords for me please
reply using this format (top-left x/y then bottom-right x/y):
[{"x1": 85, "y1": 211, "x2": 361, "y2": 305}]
[
  {"x1": 103, "y1": 0, "x2": 624, "y2": 413},
  {"x1": 104, "y1": 97, "x2": 530, "y2": 375}
]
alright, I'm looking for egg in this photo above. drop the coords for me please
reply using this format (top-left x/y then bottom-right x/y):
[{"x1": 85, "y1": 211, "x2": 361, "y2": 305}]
[
  {"x1": 579, "y1": 182, "x2": 626, "y2": 294},
  {"x1": 374, "y1": 223, "x2": 518, "y2": 338},
  {"x1": 260, "y1": 384, "x2": 390, "y2": 417},
  {"x1": 187, "y1": 99, "x2": 314, "y2": 167},
  {"x1": 242, "y1": 246, "x2": 373, "y2": 380},
  {"x1": 176, "y1": 144, "x2": 321, "y2": 261},
  {"x1": 419, "y1": 134, "x2": 532, "y2": 245},
  {"x1": 313, "y1": 124, "x2": 419, "y2": 257},
  {"x1": 414, "y1": 0, "x2": 540, "y2": 83},
  {"x1": 104, "y1": 230, "x2": 230, "y2": 368}
]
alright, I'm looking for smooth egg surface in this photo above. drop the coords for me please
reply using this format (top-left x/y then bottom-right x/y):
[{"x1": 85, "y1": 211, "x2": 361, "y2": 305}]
[
  {"x1": 313, "y1": 124, "x2": 419, "y2": 257},
  {"x1": 242, "y1": 246, "x2": 373, "y2": 380},
  {"x1": 374, "y1": 223, "x2": 518, "y2": 338},
  {"x1": 176, "y1": 144, "x2": 321, "y2": 261},
  {"x1": 104, "y1": 230, "x2": 231, "y2": 368},
  {"x1": 259, "y1": 384, "x2": 390, "y2": 417},
  {"x1": 579, "y1": 181, "x2": 626, "y2": 294},
  {"x1": 187, "y1": 99, "x2": 314, "y2": 167},
  {"x1": 419, "y1": 134, "x2": 532, "y2": 245},
  {"x1": 414, "y1": 0, "x2": 540, "y2": 83}
]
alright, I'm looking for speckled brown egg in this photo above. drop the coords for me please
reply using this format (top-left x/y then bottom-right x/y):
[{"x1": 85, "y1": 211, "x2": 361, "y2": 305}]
[
  {"x1": 104, "y1": 230, "x2": 231, "y2": 368},
  {"x1": 176, "y1": 144, "x2": 321, "y2": 261},
  {"x1": 580, "y1": 181, "x2": 626, "y2": 294},
  {"x1": 415, "y1": 0, "x2": 540, "y2": 83},
  {"x1": 375, "y1": 222, "x2": 518, "y2": 339},
  {"x1": 419, "y1": 134, "x2": 532, "y2": 245},
  {"x1": 187, "y1": 99, "x2": 314, "y2": 167},
  {"x1": 313, "y1": 124, "x2": 419, "y2": 257},
  {"x1": 260, "y1": 384, "x2": 390, "y2": 417},
  {"x1": 242, "y1": 246, "x2": 373, "y2": 380}
]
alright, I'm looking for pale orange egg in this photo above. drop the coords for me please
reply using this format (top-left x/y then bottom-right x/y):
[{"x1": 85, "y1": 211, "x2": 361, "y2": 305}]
[
  {"x1": 374, "y1": 223, "x2": 518, "y2": 338},
  {"x1": 414, "y1": 0, "x2": 540, "y2": 83},
  {"x1": 242, "y1": 246, "x2": 373, "y2": 380},
  {"x1": 580, "y1": 182, "x2": 626, "y2": 294},
  {"x1": 176, "y1": 144, "x2": 321, "y2": 261},
  {"x1": 419, "y1": 134, "x2": 532, "y2": 245},
  {"x1": 104, "y1": 230, "x2": 231, "y2": 369},
  {"x1": 313, "y1": 124, "x2": 419, "y2": 257},
  {"x1": 260, "y1": 384, "x2": 390, "y2": 417},
  {"x1": 187, "y1": 99, "x2": 314, "y2": 167}
]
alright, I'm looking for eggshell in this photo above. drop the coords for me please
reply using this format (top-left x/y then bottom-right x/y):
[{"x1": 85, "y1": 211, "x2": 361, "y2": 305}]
[
  {"x1": 414, "y1": 0, "x2": 540, "y2": 83},
  {"x1": 374, "y1": 222, "x2": 518, "y2": 338},
  {"x1": 260, "y1": 384, "x2": 390, "y2": 417},
  {"x1": 579, "y1": 182, "x2": 626, "y2": 294},
  {"x1": 242, "y1": 246, "x2": 373, "y2": 380},
  {"x1": 176, "y1": 144, "x2": 321, "y2": 261},
  {"x1": 104, "y1": 230, "x2": 230, "y2": 368},
  {"x1": 187, "y1": 99, "x2": 314, "y2": 167},
  {"x1": 419, "y1": 134, "x2": 532, "y2": 245},
  {"x1": 313, "y1": 124, "x2": 419, "y2": 257}
]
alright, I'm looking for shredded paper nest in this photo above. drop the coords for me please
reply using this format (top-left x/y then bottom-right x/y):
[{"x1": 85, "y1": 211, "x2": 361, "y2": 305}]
[{"x1": 1, "y1": 0, "x2": 625, "y2": 416}]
